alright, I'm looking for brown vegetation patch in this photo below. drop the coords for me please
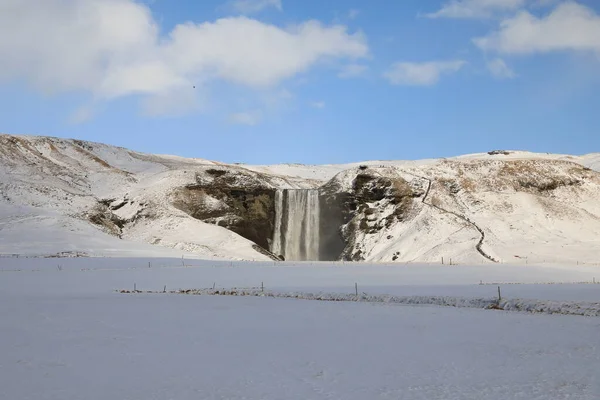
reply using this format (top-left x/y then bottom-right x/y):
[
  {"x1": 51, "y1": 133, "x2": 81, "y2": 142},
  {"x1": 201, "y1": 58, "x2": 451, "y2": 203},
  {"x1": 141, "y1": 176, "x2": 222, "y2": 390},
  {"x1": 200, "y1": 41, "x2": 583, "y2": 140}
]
[
  {"x1": 72, "y1": 144, "x2": 113, "y2": 169},
  {"x1": 430, "y1": 195, "x2": 442, "y2": 208},
  {"x1": 460, "y1": 178, "x2": 476, "y2": 192}
]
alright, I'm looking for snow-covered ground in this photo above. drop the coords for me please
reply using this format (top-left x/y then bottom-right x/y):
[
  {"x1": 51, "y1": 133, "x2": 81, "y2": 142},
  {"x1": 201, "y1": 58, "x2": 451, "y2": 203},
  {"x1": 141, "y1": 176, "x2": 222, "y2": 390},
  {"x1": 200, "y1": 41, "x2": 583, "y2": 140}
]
[
  {"x1": 2, "y1": 259, "x2": 599, "y2": 399},
  {"x1": 0, "y1": 204, "x2": 207, "y2": 259}
]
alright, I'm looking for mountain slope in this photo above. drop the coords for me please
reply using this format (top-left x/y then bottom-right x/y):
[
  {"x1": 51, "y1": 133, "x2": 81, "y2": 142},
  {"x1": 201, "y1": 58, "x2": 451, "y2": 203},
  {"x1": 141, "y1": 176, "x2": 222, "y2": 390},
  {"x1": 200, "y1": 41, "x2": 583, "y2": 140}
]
[
  {"x1": 0, "y1": 135, "x2": 272, "y2": 260},
  {"x1": 1, "y1": 134, "x2": 599, "y2": 264},
  {"x1": 328, "y1": 159, "x2": 600, "y2": 265}
]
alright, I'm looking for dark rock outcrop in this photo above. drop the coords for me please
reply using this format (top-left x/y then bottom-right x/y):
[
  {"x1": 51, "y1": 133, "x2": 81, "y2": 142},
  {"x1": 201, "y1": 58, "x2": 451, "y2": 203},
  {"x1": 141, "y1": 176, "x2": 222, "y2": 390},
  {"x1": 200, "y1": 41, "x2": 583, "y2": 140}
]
[
  {"x1": 170, "y1": 168, "x2": 277, "y2": 252},
  {"x1": 87, "y1": 203, "x2": 127, "y2": 237},
  {"x1": 319, "y1": 167, "x2": 416, "y2": 261}
]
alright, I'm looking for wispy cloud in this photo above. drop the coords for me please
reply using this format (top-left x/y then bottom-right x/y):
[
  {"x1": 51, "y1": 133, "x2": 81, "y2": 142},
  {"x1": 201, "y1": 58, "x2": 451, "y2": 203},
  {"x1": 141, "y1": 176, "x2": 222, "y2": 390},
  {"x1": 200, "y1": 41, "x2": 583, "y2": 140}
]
[
  {"x1": 141, "y1": 87, "x2": 204, "y2": 117},
  {"x1": 487, "y1": 58, "x2": 516, "y2": 79},
  {"x1": 348, "y1": 9, "x2": 360, "y2": 20},
  {"x1": 310, "y1": 101, "x2": 326, "y2": 109},
  {"x1": 229, "y1": 110, "x2": 262, "y2": 125},
  {"x1": 338, "y1": 64, "x2": 368, "y2": 78},
  {"x1": 474, "y1": 2, "x2": 600, "y2": 54},
  {"x1": 383, "y1": 61, "x2": 466, "y2": 86},
  {"x1": 68, "y1": 105, "x2": 95, "y2": 125},
  {"x1": 426, "y1": 0, "x2": 526, "y2": 19},
  {"x1": 227, "y1": 0, "x2": 282, "y2": 14}
]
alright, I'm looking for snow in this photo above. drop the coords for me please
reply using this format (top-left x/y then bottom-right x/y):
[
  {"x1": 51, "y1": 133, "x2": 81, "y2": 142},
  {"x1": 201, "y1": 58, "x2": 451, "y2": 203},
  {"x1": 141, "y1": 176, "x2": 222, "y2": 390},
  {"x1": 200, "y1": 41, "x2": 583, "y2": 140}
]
[
  {"x1": 0, "y1": 134, "x2": 272, "y2": 261},
  {"x1": 0, "y1": 204, "x2": 201, "y2": 258},
  {"x1": 4, "y1": 136, "x2": 600, "y2": 397},
  {"x1": 172, "y1": 288, "x2": 600, "y2": 316},
  {"x1": 343, "y1": 159, "x2": 600, "y2": 264},
  {"x1": 1, "y1": 260, "x2": 600, "y2": 400},
  {"x1": 5, "y1": 296, "x2": 600, "y2": 400},
  {"x1": 122, "y1": 215, "x2": 267, "y2": 260},
  {"x1": 2, "y1": 134, "x2": 600, "y2": 264},
  {"x1": 580, "y1": 153, "x2": 600, "y2": 172},
  {"x1": 251, "y1": 150, "x2": 600, "y2": 181}
]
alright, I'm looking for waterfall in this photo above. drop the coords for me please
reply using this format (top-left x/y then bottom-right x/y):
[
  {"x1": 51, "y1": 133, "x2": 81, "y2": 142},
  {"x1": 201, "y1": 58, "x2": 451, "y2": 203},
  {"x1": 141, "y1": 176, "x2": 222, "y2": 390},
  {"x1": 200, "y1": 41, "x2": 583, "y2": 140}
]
[{"x1": 272, "y1": 189, "x2": 320, "y2": 261}]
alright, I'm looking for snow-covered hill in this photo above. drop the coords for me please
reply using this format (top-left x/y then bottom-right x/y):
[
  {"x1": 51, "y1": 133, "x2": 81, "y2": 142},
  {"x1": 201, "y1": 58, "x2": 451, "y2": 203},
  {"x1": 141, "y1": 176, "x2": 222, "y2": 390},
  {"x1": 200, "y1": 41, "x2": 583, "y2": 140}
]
[
  {"x1": 328, "y1": 158, "x2": 600, "y2": 265},
  {"x1": 0, "y1": 134, "x2": 269, "y2": 260},
  {"x1": 1, "y1": 134, "x2": 599, "y2": 264}
]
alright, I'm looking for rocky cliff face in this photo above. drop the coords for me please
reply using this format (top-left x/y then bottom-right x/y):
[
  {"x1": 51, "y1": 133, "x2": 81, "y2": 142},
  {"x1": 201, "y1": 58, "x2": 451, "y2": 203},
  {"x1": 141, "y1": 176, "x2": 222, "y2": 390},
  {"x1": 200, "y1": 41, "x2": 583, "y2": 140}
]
[
  {"x1": 170, "y1": 168, "x2": 278, "y2": 254},
  {"x1": 319, "y1": 166, "x2": 422, "y2": 261}
]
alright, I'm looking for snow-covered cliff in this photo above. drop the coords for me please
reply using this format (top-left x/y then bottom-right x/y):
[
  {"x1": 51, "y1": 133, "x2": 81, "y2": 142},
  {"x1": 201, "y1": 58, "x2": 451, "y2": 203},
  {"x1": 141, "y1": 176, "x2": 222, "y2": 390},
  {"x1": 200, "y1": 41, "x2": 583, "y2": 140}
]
[{"x1": 1, "y1": 134, "x2": 599, "y2": 264}]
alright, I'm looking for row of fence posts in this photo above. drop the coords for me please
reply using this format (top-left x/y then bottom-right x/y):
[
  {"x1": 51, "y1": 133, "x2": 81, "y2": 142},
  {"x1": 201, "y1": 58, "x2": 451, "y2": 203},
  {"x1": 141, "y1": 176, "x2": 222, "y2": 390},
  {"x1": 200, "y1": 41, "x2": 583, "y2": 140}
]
[
  {"x1": 125, "y1": 282, "x2": 504, "y2": 304},
  {"x1": 130, "y1": 281, "x2": 266, "y2": 293}
]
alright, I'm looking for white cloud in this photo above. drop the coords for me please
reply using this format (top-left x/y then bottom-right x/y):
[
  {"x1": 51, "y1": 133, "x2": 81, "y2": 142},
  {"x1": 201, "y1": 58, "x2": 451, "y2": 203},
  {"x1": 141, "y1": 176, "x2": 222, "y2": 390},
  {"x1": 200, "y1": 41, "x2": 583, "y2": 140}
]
[
  {"x1": 229, "y1": 110, "x2": 262, "y2": 125},
  {"x1": 260, "y1": 88, "x2": 294, "y2": 110},
  {"x1": 227, "y1": 0, "x2": 282, "y2": 14},
  {"x1": 383, "y1": 61, "x2": 466, "y2": 86},
  {"x1": 0, "y1": 0, "x2": 367, "y2": 117},
  {"x1": 348, "y1": 9, "x2": 360, "y2": 20},
  {"x1": 310, "y1": 101, "x2": 326, "y2": 109},
  {"x1": 141, "y1": 87, "x2": 204, "y2": 117},
  {"x1": 338, "y1": 64, "x2": 368, "y2": 78},
  {"x1": 163, "y1": 18, "x2": 367, "y2": 88},
  {"x1": 426, "y1": 0, "x2": 526, "y2": 19},
  {"x1": 474, "y1": 2, "x2": 600, "y2": 54},
  {"x1": 532, "y1": 0, "x2": 560, "y2": 7},
  {"x1": 68, "y1": 105, "x2": 95, "y2": 125},
  {"x1": 487, "y1": 58, "x2": 516, "y2": 78},
  {"x1": 0, "y1": 0, "x2": 159, "y2": 95}
]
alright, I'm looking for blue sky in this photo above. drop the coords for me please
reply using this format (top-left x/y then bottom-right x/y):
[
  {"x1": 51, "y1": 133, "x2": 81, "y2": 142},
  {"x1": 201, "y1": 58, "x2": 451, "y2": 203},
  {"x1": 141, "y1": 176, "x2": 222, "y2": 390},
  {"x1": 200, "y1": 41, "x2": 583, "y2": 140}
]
[{"x1": 1, "y1": 0, "x2": 599, "y2": 164}]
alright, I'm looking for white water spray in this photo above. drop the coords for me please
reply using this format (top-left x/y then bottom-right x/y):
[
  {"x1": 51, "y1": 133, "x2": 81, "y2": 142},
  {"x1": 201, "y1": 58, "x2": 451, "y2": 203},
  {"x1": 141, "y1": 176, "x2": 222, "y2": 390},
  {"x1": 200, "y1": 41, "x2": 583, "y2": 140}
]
[{"x1": 272, "y1": 189, "x2": 320, "y2": 261}]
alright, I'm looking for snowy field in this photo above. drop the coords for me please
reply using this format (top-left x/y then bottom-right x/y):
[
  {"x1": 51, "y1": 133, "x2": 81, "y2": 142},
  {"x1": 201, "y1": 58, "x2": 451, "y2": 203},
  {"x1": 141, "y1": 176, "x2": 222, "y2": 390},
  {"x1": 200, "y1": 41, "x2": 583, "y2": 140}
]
[{"x1": 2, "y1": 258, "x2": 600, "y2": 399}]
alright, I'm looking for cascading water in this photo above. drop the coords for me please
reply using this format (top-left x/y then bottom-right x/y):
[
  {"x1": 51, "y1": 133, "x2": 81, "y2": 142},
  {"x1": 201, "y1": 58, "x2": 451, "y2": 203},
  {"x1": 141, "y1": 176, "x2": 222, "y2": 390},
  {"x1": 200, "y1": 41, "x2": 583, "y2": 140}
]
[{"x1": 272, "y1": 189, "x2": 320, "y2": 261}]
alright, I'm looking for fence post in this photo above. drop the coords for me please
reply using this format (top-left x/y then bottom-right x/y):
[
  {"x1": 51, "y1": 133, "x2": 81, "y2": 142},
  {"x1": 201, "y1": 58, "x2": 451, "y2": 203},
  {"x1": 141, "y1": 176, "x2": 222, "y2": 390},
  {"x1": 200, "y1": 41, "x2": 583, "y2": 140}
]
[
  {"x1": 355, "y1": 282, "x2": 358, "y2": 297},
  {"x1": 497, "y1": 286, "x2": 501, "y2": 302}
]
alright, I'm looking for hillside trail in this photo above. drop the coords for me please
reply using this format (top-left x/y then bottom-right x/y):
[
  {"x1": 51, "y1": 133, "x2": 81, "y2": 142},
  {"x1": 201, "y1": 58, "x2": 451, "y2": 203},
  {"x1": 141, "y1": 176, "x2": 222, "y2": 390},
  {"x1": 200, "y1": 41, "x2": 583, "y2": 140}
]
[{"x1": 409, "y1": 172, "x2": 499, "y2": 263}]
